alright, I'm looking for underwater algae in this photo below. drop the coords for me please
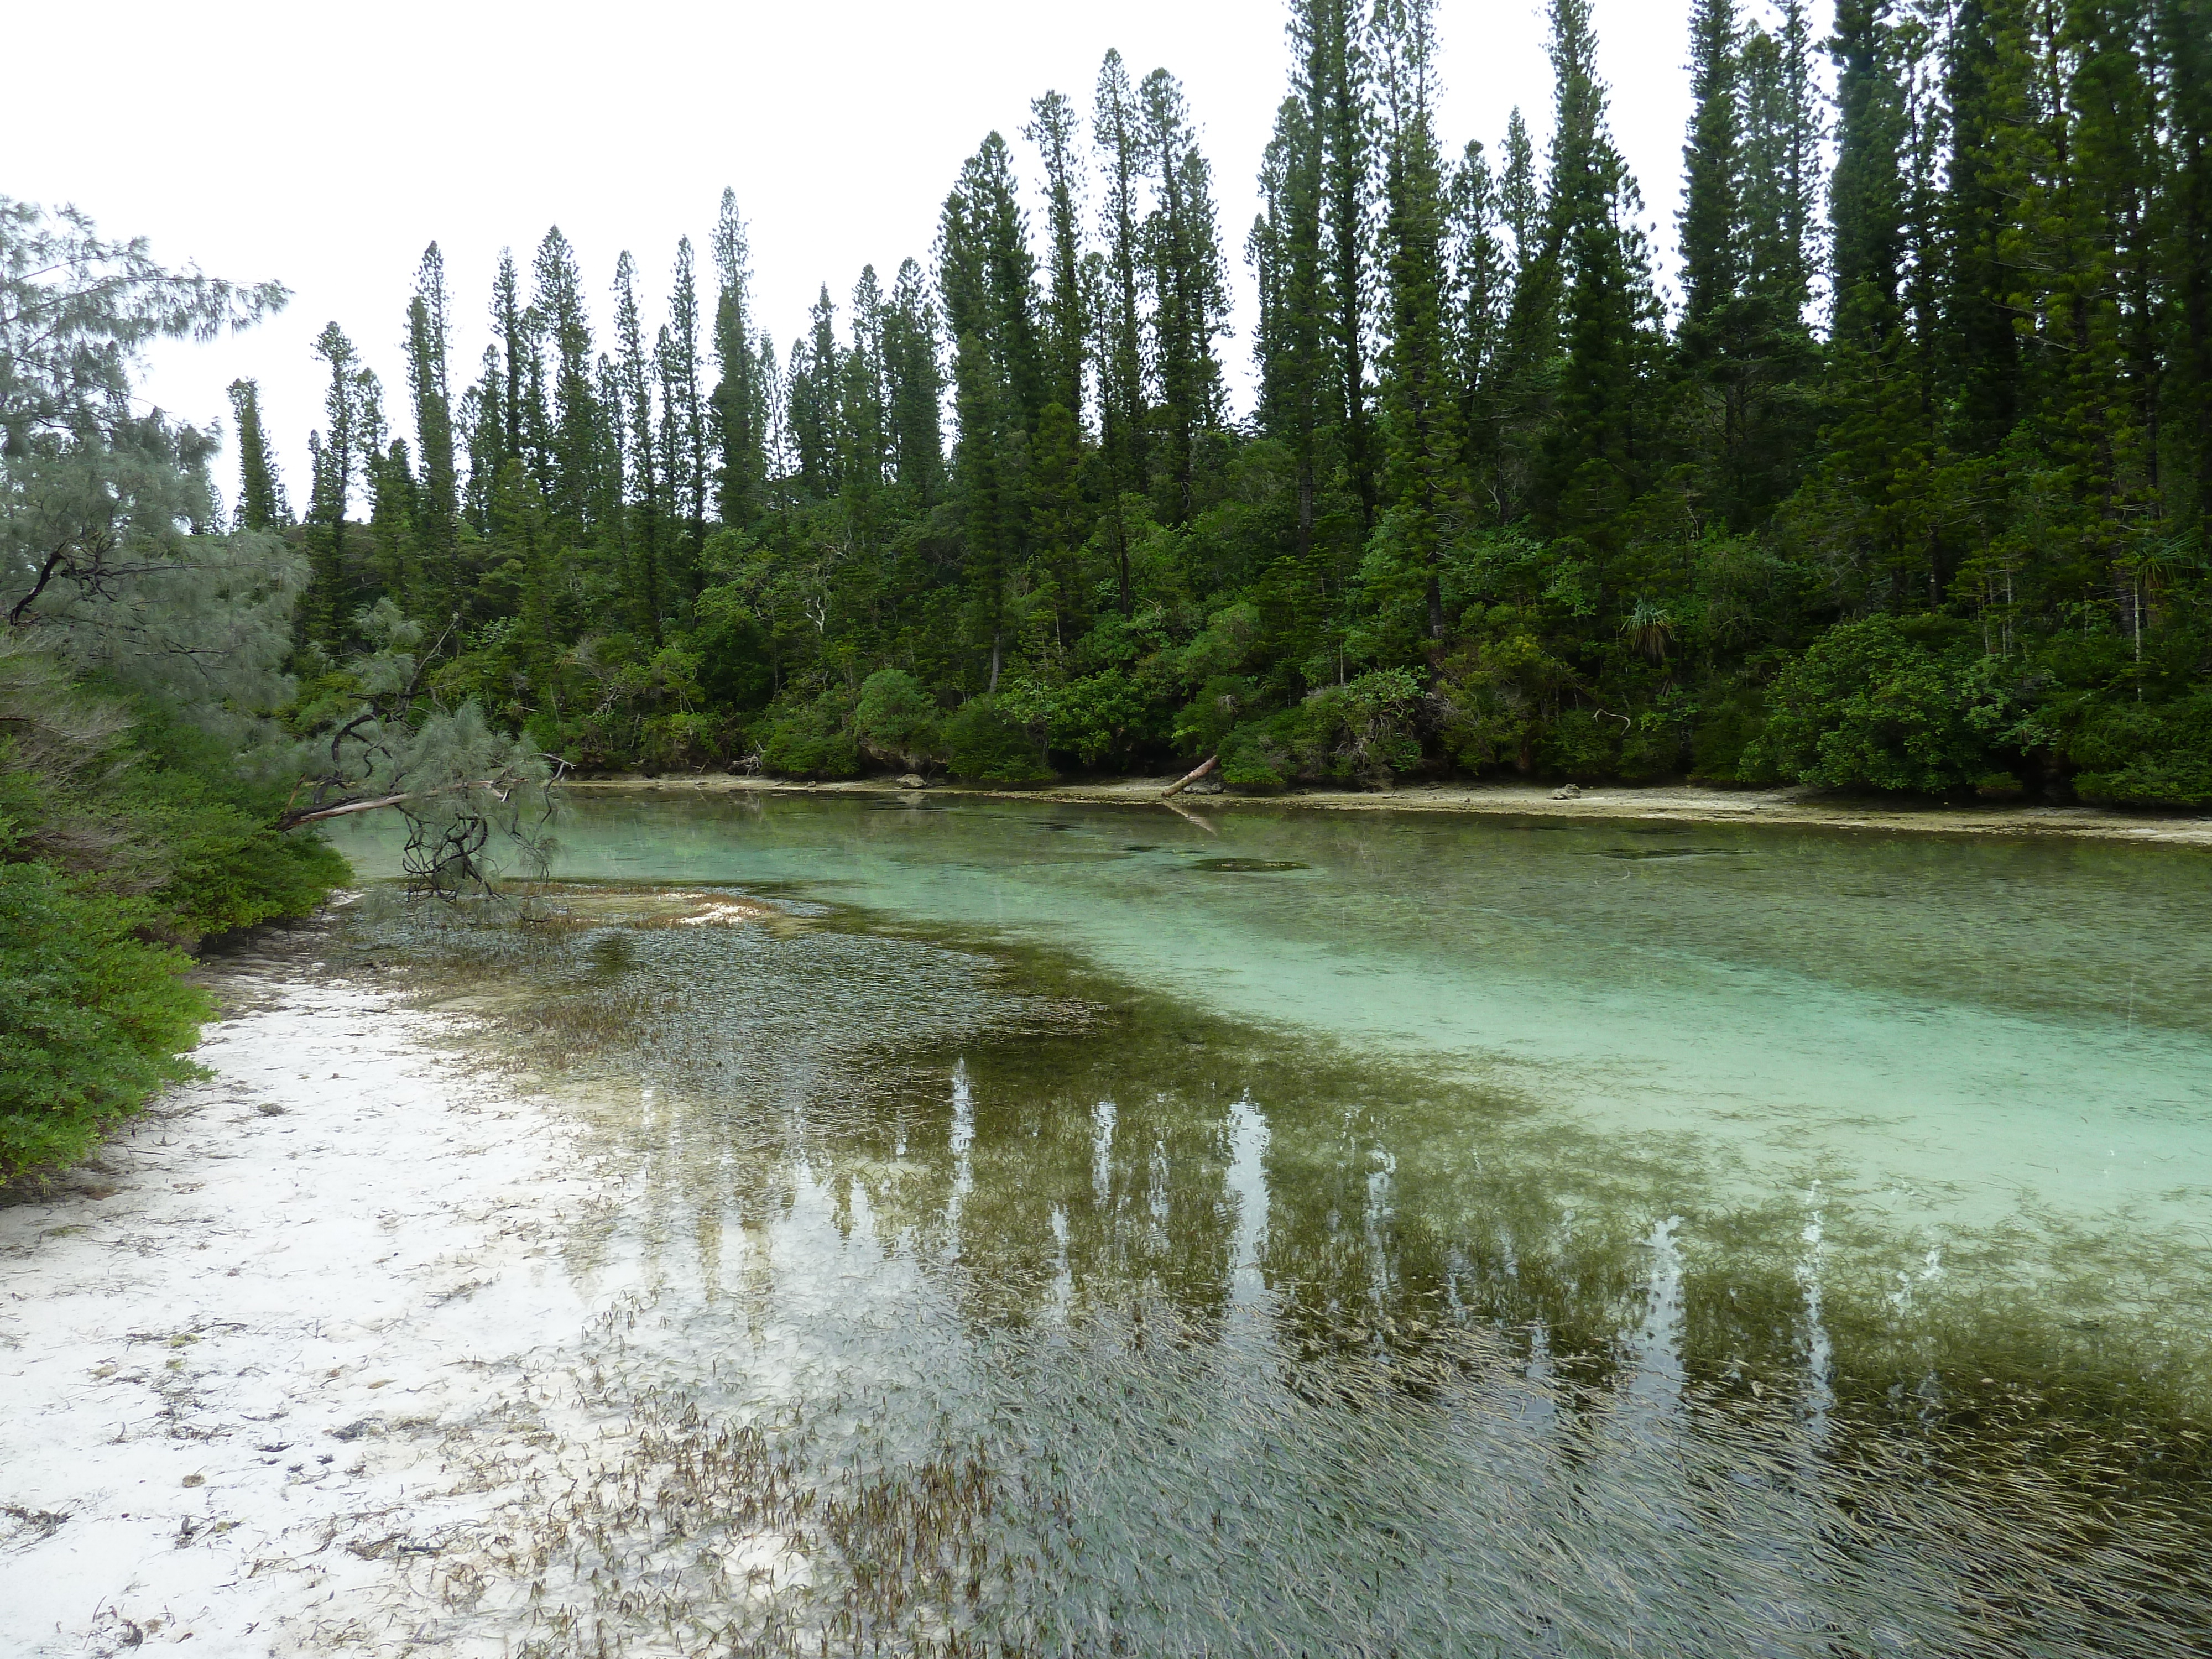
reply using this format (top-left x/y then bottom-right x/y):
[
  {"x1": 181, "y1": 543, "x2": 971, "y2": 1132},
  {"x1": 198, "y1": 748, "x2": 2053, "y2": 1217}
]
[{"x1": 322, "y1": 833, "x2": 2212, "y2": 1657}]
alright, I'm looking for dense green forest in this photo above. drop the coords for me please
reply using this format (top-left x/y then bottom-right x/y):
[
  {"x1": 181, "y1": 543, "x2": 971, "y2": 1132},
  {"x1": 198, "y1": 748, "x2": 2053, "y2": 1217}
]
[
  {"x1": 4, "y1": 0, "x2": 2210, "y2": 1172},
  {"x1": 244, "y1": 0, "x2": 2212, "y2": 802}
]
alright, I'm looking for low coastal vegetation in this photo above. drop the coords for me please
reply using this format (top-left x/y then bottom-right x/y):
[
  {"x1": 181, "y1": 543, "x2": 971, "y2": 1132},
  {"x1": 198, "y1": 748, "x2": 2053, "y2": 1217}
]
[
  {"x1": 0, "y1": 210, "x2": 538, "y2": 1178},
  {"x1": 0, "y1": 659, "x2": 346, "y2": 1173},
  {"x1": 6, "y1": 0, "x2": 2210, "y2": 1171}
]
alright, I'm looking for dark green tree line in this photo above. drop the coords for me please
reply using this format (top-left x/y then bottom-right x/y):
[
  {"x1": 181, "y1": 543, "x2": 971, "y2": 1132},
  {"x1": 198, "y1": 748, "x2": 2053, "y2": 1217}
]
[{"x1": 253, "y1": 0, "x2": 2211, "y2": 804}]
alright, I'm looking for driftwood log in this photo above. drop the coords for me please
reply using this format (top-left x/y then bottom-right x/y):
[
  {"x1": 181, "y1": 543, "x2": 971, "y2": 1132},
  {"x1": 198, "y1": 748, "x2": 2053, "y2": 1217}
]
[
  {"x1": 1162, "y1": 754, "x2": 1220, "y2": 798},
  {"x1": 278, "y1": 777, "x2": 525, "y2": 830}
]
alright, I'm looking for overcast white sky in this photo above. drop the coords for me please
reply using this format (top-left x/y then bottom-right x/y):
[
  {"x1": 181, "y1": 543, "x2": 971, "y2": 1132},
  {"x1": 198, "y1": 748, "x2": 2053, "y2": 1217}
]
[{"x1": 15, "y1": 0, "x2": 1828, "y2": 502}]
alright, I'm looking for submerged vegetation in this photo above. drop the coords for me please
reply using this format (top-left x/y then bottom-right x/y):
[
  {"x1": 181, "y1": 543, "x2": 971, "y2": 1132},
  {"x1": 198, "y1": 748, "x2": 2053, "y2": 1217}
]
[
  {"x1": 236, "y1": 0, "x2": 2209, "y2": 801},
  {"x1": 325, "y1": 873, "x2": 2212, "y2": 1656}
]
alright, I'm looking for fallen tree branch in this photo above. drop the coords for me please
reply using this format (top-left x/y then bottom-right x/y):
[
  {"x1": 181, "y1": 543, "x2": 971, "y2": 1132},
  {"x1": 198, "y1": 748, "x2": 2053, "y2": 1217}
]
[
  {"x1": 279, "y1": 778, "x2": 521, "y2": 831},
  {"x1": 1162, "y1": 754, "x2": 1219, "y2": 799}
]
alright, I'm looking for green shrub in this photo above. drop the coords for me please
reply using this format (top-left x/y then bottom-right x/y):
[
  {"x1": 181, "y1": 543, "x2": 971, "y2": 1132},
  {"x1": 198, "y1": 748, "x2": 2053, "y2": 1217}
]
[
  {"x1": 1541, "y1": 709, "x2": 1624, "y2": 781},
  {"x1": 1170, "y1": 602, "x2": 1262, "y2": 682},
  {"x1": 1689, "y1": 691, "x2": 1776, "y2": 784},
  {"x1": 1617, "y1": 711, "x2": 1688, "y2": 780},
  {"x1": 2068, "y1": 690, "x2": 2212, "y2": 807},
  {"x1": 1228, "y1": 707, "x2": 1326, "y2": 789},
  {"x1": 1540, "y1": 703, "x2": 1690, "y2": 779},
  {"x1": 759, "y1": 691, "x2": 861, "y2": 779},
  {"x1": 127, "y1": 754, "x2": 348, "y2": 943},
  {"x1": 1174, "y1": 676, "x2": 1259, "y2": 760},
  {"x1": 853, "y1": 670, "x2": 943, "y2": 770},
  {"x1": 0, "y1": 860, "x2": 210, "y2": 1178},
  {"x1": 1045, "y1": 670, "x2": 1155, "y2": 766},
  {"x1": 1219, "y1": 723, "x2": 1290, "y2": 792},
  {"x1": 0, "y1": 684, "x2": 350, "y2": 1180},
  {"x1": 155, "y1": 817, "x2": 349, "y2": 943},
  {"x1": 522, "y1": 711, "x2": 568, "y2": 765},
  {"x1": 639, "y1": 711, "x2": 731, "y2": 773},
  {"x1": 0, "y1": 714, "x2": 349, "y2": 948},
  {"x1": 1215, "y1": 671, "x2": 1425, "y2": 791},
  {"x1": 1329, "y1": 670, "x2": 1426, "y2": 780},
  {"x1": 1432, "y1": 630, "x2": 1569, "y2": 774},
  {"x1": 942, "y1": 697, "x2": 1051, "y2": 783},
  {"x1": 1746, "y1": 617, "x2": 2018, "y2": 794}
]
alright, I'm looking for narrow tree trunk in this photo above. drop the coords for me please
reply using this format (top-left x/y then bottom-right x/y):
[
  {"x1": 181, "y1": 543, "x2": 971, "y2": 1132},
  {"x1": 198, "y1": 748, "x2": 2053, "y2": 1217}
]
[{"x1": 1163, "y1": 754, "x2": 1220, "y2": 797}]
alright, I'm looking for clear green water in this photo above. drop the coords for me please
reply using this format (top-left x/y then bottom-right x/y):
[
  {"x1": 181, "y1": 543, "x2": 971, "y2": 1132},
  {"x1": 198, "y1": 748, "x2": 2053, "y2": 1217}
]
[{"x1": 327, "y1": 795, "x2": 2212, "y2": 1656}]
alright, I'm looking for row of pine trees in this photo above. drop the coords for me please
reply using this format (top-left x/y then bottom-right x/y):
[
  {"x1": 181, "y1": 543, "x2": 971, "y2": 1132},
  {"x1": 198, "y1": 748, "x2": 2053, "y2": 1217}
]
[{"x1": 228, "y1": 0, "x2": 2212, "y2": 802}]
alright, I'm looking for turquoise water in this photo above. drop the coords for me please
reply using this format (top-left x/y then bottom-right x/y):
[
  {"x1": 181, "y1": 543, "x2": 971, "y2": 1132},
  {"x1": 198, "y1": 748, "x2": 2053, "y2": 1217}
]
[
  {"x1": 327, "y1": 793, "x2": 2212, "y2": 1656},
  {"x1": 334, "y1": 793, "x2": 2212, "y2": 1265}
]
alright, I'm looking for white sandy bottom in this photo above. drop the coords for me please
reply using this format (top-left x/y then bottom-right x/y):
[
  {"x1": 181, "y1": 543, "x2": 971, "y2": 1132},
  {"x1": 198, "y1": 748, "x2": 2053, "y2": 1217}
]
[{"x1": 0, "y1": 958, "x2": 662, "y2": 1657}]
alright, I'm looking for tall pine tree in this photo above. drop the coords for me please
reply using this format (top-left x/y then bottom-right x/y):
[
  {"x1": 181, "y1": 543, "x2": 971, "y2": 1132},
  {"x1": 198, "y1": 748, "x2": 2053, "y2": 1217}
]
[
  {"x1": 533, "y1": 228, "x2": 603, "y2": 533},
  {"x1": 661, "y1": 236, "x2": 708, "y2": 592},
  {"x1": 709, "y1": 191, "x2": 766, "y2": 534},
  {"x1": 226, "y1": 377, "x2": 290, "y2": 530},
  {"x1": 1138, "y1": 67, "x2": 1230, "y2": 522},
  {"x1": 1027, "y1": 91, "x2": 1089, "y2": 425},
  {"x1": 612, "y1": 249, "x2": 662, "y2": 639},
  {"x1": 1372, "y1": 0, "x2": 1462, "y2": 645},
  {"x1": 406, "y1": 242, "x2": 461, "y2": 616},
  {"x1": 1094, "y1": 49, "x2": 1151, "y2": 608},
  {"x1": 304, "y1": 322, "x2": 368, "y2": 645}
]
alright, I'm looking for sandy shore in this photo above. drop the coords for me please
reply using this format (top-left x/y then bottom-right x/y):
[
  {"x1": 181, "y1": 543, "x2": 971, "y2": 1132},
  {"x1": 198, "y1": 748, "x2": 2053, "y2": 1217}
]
[
  {"x1": 562, "y1": 772, "x2": 2212, "y2": 848},
  {"x1": 0, "y1": 925, "x2": 612, "y2": 1656}
]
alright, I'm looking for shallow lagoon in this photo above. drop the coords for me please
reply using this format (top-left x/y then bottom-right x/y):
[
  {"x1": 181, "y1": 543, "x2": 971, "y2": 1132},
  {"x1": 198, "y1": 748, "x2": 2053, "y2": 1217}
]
[{"x1": 327, "y1": 794, "x2": 2212, "y2": 1655}]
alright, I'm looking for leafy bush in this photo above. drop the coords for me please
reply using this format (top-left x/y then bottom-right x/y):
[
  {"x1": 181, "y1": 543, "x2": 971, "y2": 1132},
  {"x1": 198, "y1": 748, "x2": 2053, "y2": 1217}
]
[
  {"x1": 154, "y1": 811, "x2": 349, "y2": 943},
  {"x1": 1689, "y1": 691, "x2": 1777, "y2": 785},
  {"x1": 0, "y1": 858, "x2": 209, "y2": 1178},
  {"x1": 1540, "y1": 709, "x2": 1625, "y2": 780},
  {"x1": 686, "y1": 609, "x2": 777, "y2": 714},
  {"x1": 1746, "y1": 617, "x2": 2025, "y2": 795},
  {"x1": 1336, "y1": 670, "x2": 1427, "y2": 779},
  {"x1": 2068, "y1": 689, "x2": 2212, "y2": 807},
  {"x1": 758, "y1": 691, "x2": 860, "y2": 779},
  {"x1": 1219, "y1": 722, "x2": 1291, "y2": 791},
  {"x1": 1535, "y1": 696, "x2": 1687, "y2": 782},
  {"x1": 1173, "y1": 675, "x2": 1258, "y2": 759},
  {"x1": 942, "y1": 697, "x2": 1052, "y2": 783},
  {"x1": 1218, "y1": 670, "x2": 1425, "y2": 792},
  {"x1": 123, "y1": 708, "x2": 349, "y2": 941},
  {"x1": 854, "y1": 670, "x2": 942, "y2": 770},
  {"x1": 635, "y1": 709, "x2": 734, "y2": 773},
  {"x1": 0, "y1": 624, "x2": 345, "y2": 1181},
  {"x1": 1620, "y1": 700, "x2": 1694, "y2": 780},
  {"x1": 1431, "y1": 629, "x2": 1569, "y2": 774},
  {"x1": 0, "y1": 697, "x2": 348, "y2": 948},
  {"x1": 1035, "y1": 671, "x2": 1154, "y2": 766},
  {"x1": 1170, "y1": 603, "x2": 1262, "y2": 682}
]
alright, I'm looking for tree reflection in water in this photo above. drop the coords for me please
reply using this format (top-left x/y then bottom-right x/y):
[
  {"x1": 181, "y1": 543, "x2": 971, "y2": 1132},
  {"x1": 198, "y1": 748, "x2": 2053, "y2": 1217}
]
[{"x1": 344, "y1": 888, "x2": 2212, "y2": 1657}]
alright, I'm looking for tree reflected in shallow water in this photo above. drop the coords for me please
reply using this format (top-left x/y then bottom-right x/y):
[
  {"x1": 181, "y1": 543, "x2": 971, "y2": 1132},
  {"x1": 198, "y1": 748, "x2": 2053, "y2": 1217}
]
[{"x1": 342, "y1": 883, "x2": 2212, "y2": 1657}]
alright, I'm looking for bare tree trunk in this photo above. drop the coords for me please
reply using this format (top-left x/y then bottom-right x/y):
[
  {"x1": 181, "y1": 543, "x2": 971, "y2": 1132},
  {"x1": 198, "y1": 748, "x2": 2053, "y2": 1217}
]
[{"x1": 1163, "y1": 754, "x2": 1219, "y2": 797}]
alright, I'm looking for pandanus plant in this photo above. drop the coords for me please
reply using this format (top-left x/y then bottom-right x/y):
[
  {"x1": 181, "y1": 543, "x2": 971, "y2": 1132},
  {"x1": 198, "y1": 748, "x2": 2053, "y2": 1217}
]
[{"x1": 1623, "y1": 599, "x2": 1676, "y2": 665}]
